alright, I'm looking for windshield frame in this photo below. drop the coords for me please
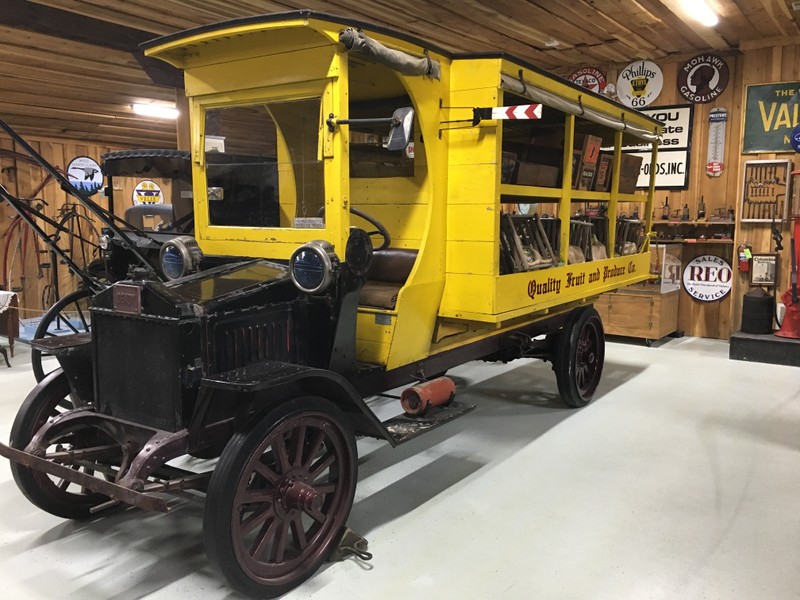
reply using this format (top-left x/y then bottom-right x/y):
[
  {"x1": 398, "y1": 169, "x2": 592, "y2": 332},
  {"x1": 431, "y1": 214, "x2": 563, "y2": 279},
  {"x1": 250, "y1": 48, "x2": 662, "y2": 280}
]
[{"x1": 190, "y1": 70, "x2": 350, "y2": 260}]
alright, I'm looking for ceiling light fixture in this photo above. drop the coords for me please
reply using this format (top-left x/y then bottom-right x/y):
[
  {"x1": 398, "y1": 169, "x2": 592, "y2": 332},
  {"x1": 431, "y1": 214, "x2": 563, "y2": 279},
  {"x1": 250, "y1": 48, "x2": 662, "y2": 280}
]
[
  {"x1": 132, "y1": 103, "x2": 179, "y2": 119},
  {"x1": 682, "y1": 0, "x2": 719, "y2": 27}
]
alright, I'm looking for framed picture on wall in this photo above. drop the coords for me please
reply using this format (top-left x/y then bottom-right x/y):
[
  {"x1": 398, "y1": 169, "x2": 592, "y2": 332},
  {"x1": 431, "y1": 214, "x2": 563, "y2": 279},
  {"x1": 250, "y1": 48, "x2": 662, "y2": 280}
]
[{"x1": 750, "y1": 253, "x2": 778, "y2": 287}]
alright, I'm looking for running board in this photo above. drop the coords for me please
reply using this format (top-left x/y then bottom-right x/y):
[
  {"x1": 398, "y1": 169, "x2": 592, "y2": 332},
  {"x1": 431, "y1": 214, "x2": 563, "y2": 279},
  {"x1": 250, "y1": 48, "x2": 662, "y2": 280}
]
[{"x1": 382, "y1": 401, "x2": 475, "y2": 445}]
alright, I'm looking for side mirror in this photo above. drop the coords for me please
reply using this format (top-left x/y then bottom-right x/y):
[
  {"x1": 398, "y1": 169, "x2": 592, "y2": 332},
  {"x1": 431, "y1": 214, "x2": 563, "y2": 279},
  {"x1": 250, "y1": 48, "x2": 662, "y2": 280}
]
[{"x1": 387, "y1": 107, "x2": 414, "y2": 151}]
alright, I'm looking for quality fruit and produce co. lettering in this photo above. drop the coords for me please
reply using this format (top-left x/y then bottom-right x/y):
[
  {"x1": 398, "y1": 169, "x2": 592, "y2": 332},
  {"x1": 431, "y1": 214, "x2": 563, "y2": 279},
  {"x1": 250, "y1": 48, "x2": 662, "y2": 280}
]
[{"x1": 527, "y1": 262, "x2": 637, "y2": 300}]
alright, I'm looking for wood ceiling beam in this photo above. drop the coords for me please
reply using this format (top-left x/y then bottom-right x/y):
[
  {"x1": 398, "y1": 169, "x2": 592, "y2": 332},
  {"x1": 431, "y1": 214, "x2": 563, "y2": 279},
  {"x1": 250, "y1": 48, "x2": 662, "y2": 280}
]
[
  {"x1": 4, "y1": 0, "x2": 182, "y2": 88},
  {"x1": 3, "y1": 0, "x2": 151, "y2": 50}
]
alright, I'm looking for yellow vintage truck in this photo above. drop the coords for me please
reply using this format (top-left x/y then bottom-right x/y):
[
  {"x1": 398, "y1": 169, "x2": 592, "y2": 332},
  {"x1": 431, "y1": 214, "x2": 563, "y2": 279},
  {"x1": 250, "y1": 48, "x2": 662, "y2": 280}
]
[{"x1": 0, "y1": 11, "x2": 661, "y2": 598}]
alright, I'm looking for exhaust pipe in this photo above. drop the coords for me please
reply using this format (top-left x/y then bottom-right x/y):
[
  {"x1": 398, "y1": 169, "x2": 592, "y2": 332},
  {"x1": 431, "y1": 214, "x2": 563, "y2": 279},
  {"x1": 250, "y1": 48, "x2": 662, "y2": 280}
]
[{"x1": 400, "y1": 376, "x2": 456, "y2": 416}]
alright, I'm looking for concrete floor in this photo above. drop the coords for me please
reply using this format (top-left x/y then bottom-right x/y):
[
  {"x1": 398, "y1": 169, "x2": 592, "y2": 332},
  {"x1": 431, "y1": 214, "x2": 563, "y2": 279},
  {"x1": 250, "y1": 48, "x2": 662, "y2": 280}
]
[{"x1": 0, "y1": 336, "x2": 798, "y2": 599}]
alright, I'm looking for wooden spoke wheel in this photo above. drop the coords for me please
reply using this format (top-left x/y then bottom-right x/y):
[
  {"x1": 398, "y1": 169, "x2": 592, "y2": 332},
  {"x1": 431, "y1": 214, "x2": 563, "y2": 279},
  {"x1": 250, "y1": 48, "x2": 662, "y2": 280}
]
[
  {"x1": 9, "y1": 369, "x2": 110, "y2": 519},
  {"x1": 32, "y1": 289, "x2": 92, "y2": 382},
  {"x1": 554, "y1": 307, "x2": 605, "y2": 408},
  {"x1": 204, "y1": 397, "x2": 357, "y2": 598}
]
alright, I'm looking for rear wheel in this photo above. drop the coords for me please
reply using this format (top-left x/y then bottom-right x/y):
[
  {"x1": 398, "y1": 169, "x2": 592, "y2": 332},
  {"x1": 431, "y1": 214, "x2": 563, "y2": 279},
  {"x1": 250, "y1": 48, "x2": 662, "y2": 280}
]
[
  {"x1": 554, "y1": 307, "x2": 605, "y2": 408},
  {"x1": 10, "y1": 369, "x2": 108, "y2": 519},
  {"x1": 204, "y1": 397, "x2": 357, "y2": 598}
]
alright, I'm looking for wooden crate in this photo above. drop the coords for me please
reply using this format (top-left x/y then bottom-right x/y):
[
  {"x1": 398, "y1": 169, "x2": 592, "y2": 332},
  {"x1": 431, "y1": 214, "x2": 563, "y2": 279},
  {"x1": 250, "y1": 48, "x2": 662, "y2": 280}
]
[{"x1": 596, "y1": 288, "x2": 679, "y2": 341}]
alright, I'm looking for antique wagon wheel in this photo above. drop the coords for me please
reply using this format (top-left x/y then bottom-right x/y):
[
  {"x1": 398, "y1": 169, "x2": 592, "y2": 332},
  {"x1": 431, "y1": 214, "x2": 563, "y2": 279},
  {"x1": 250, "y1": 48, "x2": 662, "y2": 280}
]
[
  {"x1": 31, "y1": 289, "x2": 92, "y2": 382},
  {"x1": 553, "y1": 306, "x2": 605, "y2": 408},
  {"x1": 204, "y1": 397, "x2": 357, "y2": 598},
  {"x1": 9, "y1": 369, "x2": 111, "y2": 519},
  {"x1": 53, "y1": 206, "x2": 100, "y2": 298}
]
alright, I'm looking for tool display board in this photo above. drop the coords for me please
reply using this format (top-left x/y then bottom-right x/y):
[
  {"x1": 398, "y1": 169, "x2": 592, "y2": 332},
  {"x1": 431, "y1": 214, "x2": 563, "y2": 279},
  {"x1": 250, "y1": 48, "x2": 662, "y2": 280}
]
[{"x1": 739, "y1": 159, "x2": 792, "y2": 223}]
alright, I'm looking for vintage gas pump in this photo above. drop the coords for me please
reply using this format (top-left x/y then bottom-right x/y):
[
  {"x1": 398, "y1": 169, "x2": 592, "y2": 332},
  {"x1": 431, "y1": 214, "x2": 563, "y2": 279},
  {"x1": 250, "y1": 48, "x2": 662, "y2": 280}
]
[{"x1": 775, "y1": 169, "x2": 800, "y2": 338}]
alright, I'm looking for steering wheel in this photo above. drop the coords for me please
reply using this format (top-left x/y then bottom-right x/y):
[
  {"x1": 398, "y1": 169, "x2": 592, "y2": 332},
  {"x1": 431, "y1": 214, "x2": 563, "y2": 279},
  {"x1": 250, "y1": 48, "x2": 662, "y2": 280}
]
[
  {"x1": 317, "y1": 206, "x2": 391, "y2": 250},
  {"x1": 350, "y1": 206, "x2": 390, "y2": 251}
]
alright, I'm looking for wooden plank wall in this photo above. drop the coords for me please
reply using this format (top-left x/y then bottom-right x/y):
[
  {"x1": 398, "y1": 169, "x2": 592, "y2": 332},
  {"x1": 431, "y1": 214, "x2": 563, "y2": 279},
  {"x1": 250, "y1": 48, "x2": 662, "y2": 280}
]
[
  {"x1": 733, "y1": 42, "x2": 800, "y2": 334},
  {"x1": 598, "y1": 42, "x2": 800, "y2": 338},
  {"x1": 0, "y1": 133, "x2": 121, "y2": 324}
]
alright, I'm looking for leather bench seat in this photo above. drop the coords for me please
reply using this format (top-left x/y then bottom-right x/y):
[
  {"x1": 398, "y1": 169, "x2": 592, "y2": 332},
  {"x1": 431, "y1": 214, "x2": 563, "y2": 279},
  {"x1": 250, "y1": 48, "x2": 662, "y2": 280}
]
[{"x1": 359, "y1": 248, "x2": 418, "y2": 310}]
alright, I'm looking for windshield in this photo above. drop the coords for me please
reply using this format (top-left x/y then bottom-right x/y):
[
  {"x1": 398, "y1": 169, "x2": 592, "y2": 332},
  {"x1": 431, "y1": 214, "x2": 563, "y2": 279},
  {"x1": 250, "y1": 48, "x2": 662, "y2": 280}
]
[{"x1": 204, "y1": 98, "x2": 323, "y2": 228}]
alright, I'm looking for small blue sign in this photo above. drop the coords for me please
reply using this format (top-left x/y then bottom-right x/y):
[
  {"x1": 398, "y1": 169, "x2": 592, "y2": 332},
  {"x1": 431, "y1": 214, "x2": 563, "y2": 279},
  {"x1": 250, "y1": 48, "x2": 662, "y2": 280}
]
[{"x1": 791, "y1": 124, "x2": 800, "y2": 153}]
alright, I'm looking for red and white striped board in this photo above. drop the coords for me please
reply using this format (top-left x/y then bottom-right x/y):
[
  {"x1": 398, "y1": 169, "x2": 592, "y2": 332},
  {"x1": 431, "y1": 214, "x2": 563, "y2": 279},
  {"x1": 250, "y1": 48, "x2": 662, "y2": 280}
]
[{"x1": 490, "y1": 104, "x2": 542, "y2": 120}]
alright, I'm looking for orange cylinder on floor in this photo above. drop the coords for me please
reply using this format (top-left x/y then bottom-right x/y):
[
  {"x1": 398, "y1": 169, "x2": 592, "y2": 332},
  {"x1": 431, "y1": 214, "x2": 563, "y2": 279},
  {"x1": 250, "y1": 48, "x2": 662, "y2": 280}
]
[{"x1": 400, "y1": 376, "x2": 456, "y2": 416}]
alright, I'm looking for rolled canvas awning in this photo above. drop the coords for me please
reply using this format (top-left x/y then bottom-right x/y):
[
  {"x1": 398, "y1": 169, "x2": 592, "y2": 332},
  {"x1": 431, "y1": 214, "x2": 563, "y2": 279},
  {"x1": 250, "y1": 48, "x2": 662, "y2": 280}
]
[
  {"x1": 339, "y1": 28, "x2": 441, "y2": 80},
  {"x1": 500, "y1": 74, "x2": 659, "y2": 142}
]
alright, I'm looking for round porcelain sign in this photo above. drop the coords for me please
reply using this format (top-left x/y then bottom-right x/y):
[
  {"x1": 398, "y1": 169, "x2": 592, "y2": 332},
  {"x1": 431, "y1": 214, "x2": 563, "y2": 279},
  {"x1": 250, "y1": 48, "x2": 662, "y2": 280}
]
[
  {"x1": 616, "y1": 60, "x2": 663, "y2": 108},
  {"x1": 568, "y1": 67, "x2": 607, "y2": 94},
  {"x1": 133, "y1": 180, "x2": 164, "y2": 205},
  {"x1": 66, "y1": 156, "x2": 103, "y2": 196},
  {"x1": 682, "y1": 254, "x2": 733, "y2": 302},
  {"x1": 677, "y1": 54, "x2": 729, "y2": 104}
]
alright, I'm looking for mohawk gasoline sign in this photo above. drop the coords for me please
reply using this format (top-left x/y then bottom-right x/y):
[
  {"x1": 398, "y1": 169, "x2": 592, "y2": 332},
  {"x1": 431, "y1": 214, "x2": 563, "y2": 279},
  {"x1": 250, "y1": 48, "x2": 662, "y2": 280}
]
[{"x1": 743, "y1": 81, "x2": 800, "y2": 153}]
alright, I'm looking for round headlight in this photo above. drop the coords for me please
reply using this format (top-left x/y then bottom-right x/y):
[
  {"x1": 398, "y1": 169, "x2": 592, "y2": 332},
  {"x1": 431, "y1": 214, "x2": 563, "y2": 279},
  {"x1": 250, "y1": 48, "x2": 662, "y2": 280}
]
[
  {"x1": 290, "y1": 241, "x2": 339, "y2": 294},
  {"x1": 159, "y1": 236, "x2": 203, "y2": 280},
  {"x1": 98, "y1": 233, "x2": 111, "y2": 250}
]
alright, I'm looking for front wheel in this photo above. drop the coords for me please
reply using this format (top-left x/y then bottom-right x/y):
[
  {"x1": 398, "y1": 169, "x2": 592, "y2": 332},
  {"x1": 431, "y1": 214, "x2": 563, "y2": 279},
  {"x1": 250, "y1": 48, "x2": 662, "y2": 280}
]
[
  {"x1": 9, "y1": 369, "x2": 109, "y2": 519},
  {"x1": 554, "y1": 307, "x2": 605, "y2": 408},
  {"x1": 204, "y1": 397, "x2": 357, "y2": 598}
]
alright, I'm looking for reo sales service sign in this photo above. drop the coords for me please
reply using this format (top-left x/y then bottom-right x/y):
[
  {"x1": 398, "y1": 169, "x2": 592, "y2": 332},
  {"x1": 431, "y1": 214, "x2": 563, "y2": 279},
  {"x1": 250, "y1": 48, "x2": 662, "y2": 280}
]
[{"x1": 682, "y1": 255, "x2": 733, "y2": 302}]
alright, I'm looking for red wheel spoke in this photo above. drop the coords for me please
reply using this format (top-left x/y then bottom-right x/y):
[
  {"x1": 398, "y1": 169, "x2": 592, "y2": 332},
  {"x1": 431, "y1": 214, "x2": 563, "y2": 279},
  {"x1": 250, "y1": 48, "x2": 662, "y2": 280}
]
[
  {"x1": 302, "y1": 430, "x2": 325, "y2": 469},
  {"x1": 240, "y1": 489, "x2": 275, "y2": 507},
  {"x1": 306, "y1": 505, "x2": 327, "y2": 524},
  {"x1": 290, "y1": 513, "x2": 308, "y2": 551},
  {"x1": 309, "y1": 452, "x2": 336, "y2": 482},
  {"x1": 272, "y1": 437, "x2": 291, "y2": 473},
  {"x1": 253, "y1": 460, "x2": 280, "y2": 484},
  {"x1": 291, "y1": 425, "x2": 307, "y2": 467},
  {"x1": 271, "y1": 521, "x2": 289, "y2": 563},
  {"x1": 251, "y1": 517, "x2": 278, "y2": 558},
  {"x1": 241, "y1": 505, "x2": 275, "y2": 536},
  {"x1": 314, "y1": 482, "x2": 336, "y2": 495}
]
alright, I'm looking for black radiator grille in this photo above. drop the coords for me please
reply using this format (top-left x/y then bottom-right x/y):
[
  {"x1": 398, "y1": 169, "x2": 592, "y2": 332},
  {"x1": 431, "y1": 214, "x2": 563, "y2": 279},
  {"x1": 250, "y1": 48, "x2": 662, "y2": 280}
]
[
  {"x1": 94, "y1": 313, "x2": 183, "y2": 431},
  {"x1": 212, "y1": 307, "x2": 294, "y2": 373}
]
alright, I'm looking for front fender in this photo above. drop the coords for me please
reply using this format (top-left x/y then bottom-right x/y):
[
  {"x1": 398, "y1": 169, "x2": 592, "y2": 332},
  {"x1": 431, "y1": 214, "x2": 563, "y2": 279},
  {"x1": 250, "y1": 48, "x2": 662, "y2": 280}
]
[{"x1": 200, "y1": 361, "x2": 395, "y2": 445}]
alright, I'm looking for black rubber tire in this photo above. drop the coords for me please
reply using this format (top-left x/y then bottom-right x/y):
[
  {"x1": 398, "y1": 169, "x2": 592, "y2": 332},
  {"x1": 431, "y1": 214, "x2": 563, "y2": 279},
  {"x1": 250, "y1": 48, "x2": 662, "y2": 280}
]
[
  {"x1": 204, "y1": 397, "x2": 357, "y2": 598},
  {"x1": 9, "y1": 369, "x2": 108, "y2": 519},
  {"x1": 32, "y1": 289, "x2": 92, "y2": 382},
  {"x1": 554, "y1": 307, "x2": 605, "y2": 408}
]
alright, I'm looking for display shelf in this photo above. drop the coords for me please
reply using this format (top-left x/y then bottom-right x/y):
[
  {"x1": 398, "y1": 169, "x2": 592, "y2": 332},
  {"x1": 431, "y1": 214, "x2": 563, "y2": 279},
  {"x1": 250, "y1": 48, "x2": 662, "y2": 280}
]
[
  {"x1": 653, "y1": 220, "x2": 734, "y2": 226},
  {"x1": 499, "y1": 186, "x2": 647, "y2": 203},
  {"x1": 652, "y1": 239, "x2": 732, "y2": 244},
  {"x1": 499, "y1": 183, "x2": 562, "y2": 199}
]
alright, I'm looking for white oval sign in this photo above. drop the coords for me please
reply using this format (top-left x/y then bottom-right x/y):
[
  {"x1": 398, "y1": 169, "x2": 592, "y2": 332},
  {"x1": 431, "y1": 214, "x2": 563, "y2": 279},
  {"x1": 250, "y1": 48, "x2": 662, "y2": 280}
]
[
  {"x1": 617, "y1": 60, "x2": 663, "y2": 108},
  {"x1": 133, "y1": 180, "x2": 164, "y2": 205},
  {"x1": 682, "y1": 254, "x2": 732, "y2": 302}
]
